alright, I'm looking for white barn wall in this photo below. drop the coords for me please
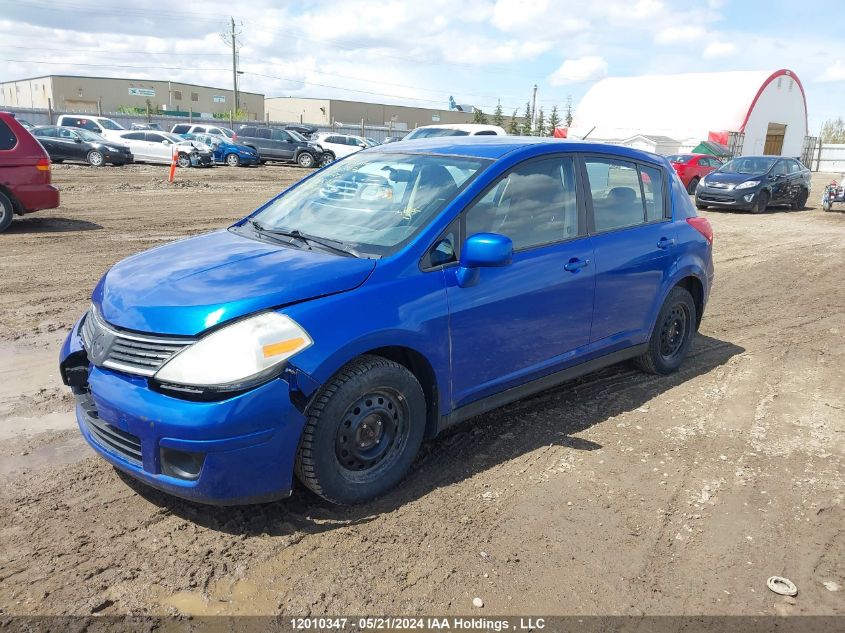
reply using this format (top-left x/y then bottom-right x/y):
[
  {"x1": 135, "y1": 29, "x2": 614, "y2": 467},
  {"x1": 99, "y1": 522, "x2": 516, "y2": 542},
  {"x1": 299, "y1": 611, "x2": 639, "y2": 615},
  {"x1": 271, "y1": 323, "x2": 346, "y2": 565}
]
[{"x1": 741, "y1": 75, "x2": 807, "y2": 156}]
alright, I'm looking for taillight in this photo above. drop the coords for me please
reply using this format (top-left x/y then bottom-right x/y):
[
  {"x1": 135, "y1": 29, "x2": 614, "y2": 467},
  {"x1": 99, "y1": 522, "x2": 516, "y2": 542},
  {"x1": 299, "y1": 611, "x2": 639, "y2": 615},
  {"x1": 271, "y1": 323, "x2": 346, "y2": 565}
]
[
  {"x1": 36, "y1": 157, "x2": 51, "y2": 183},
  {"x1": 687, "y1": 217, "x2": 713, "y2": 244}
]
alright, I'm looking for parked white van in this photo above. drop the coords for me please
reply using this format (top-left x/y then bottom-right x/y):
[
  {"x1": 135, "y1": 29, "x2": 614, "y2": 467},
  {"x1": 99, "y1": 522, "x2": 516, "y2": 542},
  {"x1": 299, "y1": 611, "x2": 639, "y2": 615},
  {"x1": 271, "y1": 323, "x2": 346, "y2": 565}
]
[
  {"x1": 55, "y1": 115, "x2": 128, "y2": 142},
  {"x1": 402, "y1": 123, "x2": 507, "y2": 141}
]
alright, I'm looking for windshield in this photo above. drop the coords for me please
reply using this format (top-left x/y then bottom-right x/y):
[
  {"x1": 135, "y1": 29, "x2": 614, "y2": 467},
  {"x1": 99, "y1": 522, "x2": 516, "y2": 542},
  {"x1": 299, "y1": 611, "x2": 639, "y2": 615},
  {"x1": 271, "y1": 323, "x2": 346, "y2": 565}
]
[
  {"x1": 246, "y1": 152, "x2": 489, "y2": 257},
  {"x1": 666, "y1": 154, "x2": 691, "y2": 163},
  {"x1": 98, "y1": 118, "x2": 125, "y2": 131},
  {"x1": 163, "y1": 132, "x2": 187, "y2": 144},
  {"x1": 405, "y1": 128, "x2": 471, "y2": 140},
  {"x1": 76, "y1": 129, "x2": 106, "y2": 142},
  {"x1": 719, "y1": 157, "x2": 777, "y2": 175}
]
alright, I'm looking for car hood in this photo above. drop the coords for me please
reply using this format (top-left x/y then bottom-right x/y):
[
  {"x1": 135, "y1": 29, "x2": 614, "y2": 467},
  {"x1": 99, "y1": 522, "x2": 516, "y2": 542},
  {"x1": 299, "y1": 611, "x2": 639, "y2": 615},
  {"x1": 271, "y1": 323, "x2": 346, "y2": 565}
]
[
  {"x1": 705, "y1": 171, "x2": 765, "y2": 186},
  {"x1": 93, "y1": 229, "x2": 376, "y2": 336}
]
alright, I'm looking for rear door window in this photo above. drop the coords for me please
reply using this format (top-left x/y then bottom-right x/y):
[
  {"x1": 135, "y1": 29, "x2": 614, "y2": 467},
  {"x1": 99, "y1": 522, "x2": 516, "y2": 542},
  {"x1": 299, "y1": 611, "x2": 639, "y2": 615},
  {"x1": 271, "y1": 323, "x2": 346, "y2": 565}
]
[
  {"x1": 639, "y1": 164, "x2": 666, "y2": 222},
  {"x1": 35, "y1": 127, "x2": 57, "y2": 138},
  {"x1": 257, "y1": 128, "x2": 272, "y2": 140},
  {"x1": 585, "y1": 157, "x2": 646, "y2": 232},
  {"x1": 0, "y1": 119, "x2": 17, "y2": 150}
]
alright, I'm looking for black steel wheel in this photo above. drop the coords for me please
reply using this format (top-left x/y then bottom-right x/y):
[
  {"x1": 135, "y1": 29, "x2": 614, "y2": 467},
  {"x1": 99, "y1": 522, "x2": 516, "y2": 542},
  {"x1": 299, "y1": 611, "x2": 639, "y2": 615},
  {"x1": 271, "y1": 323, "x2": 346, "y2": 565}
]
[
  {"x1": 791, "y1": 188, "x2": 808, "y2": 210},
  {"x1": 687, "y1": 177, "x2": 700, "y2": 195},
  {"x1": 295, "y1": 355, "x2": 426, "y2": 505},
  {"x1": 634, "y1": 286, "x2": 696, "y2": 375}
]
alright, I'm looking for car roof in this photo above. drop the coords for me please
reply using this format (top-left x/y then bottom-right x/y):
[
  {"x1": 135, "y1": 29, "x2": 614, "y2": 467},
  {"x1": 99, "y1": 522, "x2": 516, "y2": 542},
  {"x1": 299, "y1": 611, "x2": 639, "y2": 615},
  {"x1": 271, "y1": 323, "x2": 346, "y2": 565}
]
[{"x1": 373, "y1": 135, "x2": 666, "y2": 163}]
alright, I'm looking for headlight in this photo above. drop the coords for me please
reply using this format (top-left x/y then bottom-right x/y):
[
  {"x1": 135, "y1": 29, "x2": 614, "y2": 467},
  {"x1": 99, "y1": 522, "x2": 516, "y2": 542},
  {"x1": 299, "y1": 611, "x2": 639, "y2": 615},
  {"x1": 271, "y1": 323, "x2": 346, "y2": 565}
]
[
  {"x1": 735, "y1": 180, "x2": 760, "y2": 190},
  {"x1": 153, "y1": 312, "x2": 312, "y2": 389}
]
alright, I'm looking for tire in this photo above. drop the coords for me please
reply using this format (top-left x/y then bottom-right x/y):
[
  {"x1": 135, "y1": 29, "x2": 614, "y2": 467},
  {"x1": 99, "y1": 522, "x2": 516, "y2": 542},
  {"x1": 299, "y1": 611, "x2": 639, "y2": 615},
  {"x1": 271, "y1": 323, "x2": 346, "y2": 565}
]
[
  {"x1": 295, "y1": 355, "x2": 426, "y2": 505},
  {"x1": 320, "y1": 152, "x2": 335, "y2": 167},
  {"x1": 87, "y1": 150, "x2": 104, "y2": 167},
  {"x1": 225, "y1": 153, "x2": 240, "y2": 167},
  {"x1": 296, "y1": 152, "x2": 316, "y2": 168},
  {"x1": 695, "y1": 200, "x2": 707, "y2": 210},
  {"x1": 176, "y1": 153, "x2": 191, "y2": 168},
  {"x1": 0, "y1": 191, "x2": 14, "y2": 233},
  {"x1": 52, "y1": 159, "x2": 64, "y2": 164},
  {"x1": 687, "y1": 177, "x2": 700, "y2": 195},
  {"x1": 791, "y1": 188, "x2": 808, "y2": 210},
  {"x1": 823, "y1": 199, "x2": 833, "y2": 212},
  {"x1": 750, "y1": 190, "x2": 769, "y2": 214},
  {"x1": 634, "y1": 287, "x2": 697, "y2": 376}
]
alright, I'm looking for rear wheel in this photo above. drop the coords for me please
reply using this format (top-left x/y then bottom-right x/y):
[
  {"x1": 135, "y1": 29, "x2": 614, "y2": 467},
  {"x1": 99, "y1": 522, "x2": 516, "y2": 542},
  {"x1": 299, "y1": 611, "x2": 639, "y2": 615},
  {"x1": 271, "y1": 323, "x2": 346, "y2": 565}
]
[
  {"x1": 87, "y1": 150, "x2": 104, "y2": 167},
  {"x1": 296, "y1": 152, "x2": 316, "y2": 168},
  {"x1": 295, "y1": 355, "x2": 426, "y2": 505},
  {"x1": 0, "y1": 191, "x2": 14, "y2": 233},
  {"x1": 634, "y1": 287, "x2": 696, "y2": 375},
  {"x1": 225, "y1": 153, "x2": 240, "y2": 167},
  {"x1": 687, "y1": 177, "x2": 700, "y2": 195},
  {"x1": 751, "y1": 190, "x2": 769, "y2": 214},
  {"x1": 791, "y1": 188, "x2": 808, "y2": 210}
]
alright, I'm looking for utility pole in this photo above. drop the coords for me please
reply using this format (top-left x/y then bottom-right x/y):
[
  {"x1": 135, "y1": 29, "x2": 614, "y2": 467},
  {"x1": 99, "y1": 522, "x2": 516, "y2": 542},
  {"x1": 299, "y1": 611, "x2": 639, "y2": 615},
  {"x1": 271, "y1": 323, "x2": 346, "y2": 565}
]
[
  {"x1": 531, "y1": 84, "x2": 538, "y2": 133},
  {"x1": 230, "y1": 17, "x2": 239, "y2": 125}
]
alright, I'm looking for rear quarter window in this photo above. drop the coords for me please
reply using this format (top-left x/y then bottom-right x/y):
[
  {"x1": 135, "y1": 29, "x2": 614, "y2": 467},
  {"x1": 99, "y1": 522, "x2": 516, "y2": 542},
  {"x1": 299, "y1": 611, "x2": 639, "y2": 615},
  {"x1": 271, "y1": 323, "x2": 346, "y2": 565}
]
[{"x1": 0, "y1": 119, "x2": 17, "y2": 150}]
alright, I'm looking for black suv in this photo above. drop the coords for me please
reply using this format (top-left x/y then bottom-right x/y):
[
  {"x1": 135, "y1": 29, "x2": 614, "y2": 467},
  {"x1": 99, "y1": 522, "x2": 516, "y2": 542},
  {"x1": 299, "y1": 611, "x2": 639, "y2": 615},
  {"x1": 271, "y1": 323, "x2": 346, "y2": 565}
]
[{"x1": 236, "y1": 125, "x2": 322, "y2": 167}]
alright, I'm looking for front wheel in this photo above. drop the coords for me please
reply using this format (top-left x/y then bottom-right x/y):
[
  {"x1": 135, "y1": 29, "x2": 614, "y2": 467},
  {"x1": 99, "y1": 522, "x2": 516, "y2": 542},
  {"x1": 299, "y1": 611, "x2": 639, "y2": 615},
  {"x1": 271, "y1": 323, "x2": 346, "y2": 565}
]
[
  {"x1": 176, "y1": 153, "x2": 191, "y2": 168},
  {"x1": 320, "y1": 152, "x2": 335, "y2": 167},
  {"x1": 634, "y1": 287, "x2": 696, "y2": 375},
  {"x1": 295, "y1": 355, "x2": 426, "y2": 505},
  {"x1": 296, "y1": 152, "x2": 316, "y2": 168},
  {"x1": 750, "y1": 190, "x2": 769, "y2": 214},
  {"x1": 225, "y1": 153, "x2": 240, "y2": 167},
  {"x1": 0, "y1": 191, "x2": 14, "y2": 233},
  {"x1": 87, "y1": 150, "x2": 104, "y2": 167},
  {"x1": 687, "y1": 177, "x2": 699, "y2": 195}
]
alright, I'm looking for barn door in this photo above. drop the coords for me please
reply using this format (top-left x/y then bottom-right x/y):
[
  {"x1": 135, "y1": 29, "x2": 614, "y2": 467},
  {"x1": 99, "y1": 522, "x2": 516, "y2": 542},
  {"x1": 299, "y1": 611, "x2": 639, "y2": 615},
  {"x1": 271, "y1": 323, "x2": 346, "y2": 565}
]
[{"x1": 764, "y1": 123, "x2": 786, "y2": 155}]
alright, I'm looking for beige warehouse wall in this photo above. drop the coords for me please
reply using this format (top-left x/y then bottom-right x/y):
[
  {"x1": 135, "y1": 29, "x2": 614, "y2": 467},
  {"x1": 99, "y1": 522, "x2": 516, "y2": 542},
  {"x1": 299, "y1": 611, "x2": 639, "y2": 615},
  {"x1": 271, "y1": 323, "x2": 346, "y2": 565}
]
[{"x1": 265, "y1": 98, "x2": 332, "y2": 124}]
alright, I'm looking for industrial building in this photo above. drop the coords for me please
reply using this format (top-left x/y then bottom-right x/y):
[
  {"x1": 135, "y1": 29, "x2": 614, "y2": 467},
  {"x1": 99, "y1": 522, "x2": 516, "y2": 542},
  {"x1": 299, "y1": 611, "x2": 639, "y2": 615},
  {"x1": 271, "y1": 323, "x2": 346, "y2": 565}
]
[
  {"x1": 0, "y1": 75, "x2": 264, "y2": 120},
  {"x1": 265, "y1": 96, "x2": 475, "y2": 130},
  {"x1": 569, "y1": 69, "x2": 808, "y2": 157}
]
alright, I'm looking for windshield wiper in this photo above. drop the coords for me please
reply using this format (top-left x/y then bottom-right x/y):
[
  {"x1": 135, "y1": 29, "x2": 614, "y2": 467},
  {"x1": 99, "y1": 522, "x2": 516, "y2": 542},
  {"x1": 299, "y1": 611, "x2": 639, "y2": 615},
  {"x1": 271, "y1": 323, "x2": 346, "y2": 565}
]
[{"x1": 246, "y1": 219, "x2": 361, "y2": 258}]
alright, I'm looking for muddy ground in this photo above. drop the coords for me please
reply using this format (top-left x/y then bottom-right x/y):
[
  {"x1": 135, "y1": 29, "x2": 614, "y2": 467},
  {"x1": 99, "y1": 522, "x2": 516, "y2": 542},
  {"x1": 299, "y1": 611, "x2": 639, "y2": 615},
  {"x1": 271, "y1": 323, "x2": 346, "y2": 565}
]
[{"x1": 0, "y1": 163, "x2": 842, "y2": 617}]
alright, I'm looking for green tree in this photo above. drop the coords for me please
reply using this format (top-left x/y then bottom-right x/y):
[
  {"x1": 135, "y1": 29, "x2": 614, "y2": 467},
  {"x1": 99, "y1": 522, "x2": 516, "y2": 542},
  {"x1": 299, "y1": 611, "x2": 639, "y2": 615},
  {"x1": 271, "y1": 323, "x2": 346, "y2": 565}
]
[
  {"x1": 492, "y1": 100, "x2": 505, "y2": 128},
  {"x1": 821, "y1": 117, "x2": 845, "y2": 143},
  {"x1": 521, "y1": 100, "x2": 533, "y2": 135},
  {"x1": 547, "y1": 105, "x2": 560, "y2": 135},
  {"x1": 473, "y1": 107, "x2": 489, "y2": 124},
  {"x1": 564, "y1": 95, "x2": 574, "y2": 128},
  {"x1": 508, "y1": 109, "x2": 520, "y2": 135},
  {"x1": 535, "y1": 106, "x2": 546, "y2": 137}
]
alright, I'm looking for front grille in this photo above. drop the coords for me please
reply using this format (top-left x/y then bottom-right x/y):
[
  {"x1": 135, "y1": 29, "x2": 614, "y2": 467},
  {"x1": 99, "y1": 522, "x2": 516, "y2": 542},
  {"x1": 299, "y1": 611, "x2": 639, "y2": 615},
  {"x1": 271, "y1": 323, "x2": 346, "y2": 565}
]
[
  {"x1": 78, "y1": 394, "x2": 143, "y2": 466},
  {"x1": 81, "y1": 307, "x2": 194, "y2": 377},
  {"x1": 699, "y1": 193, "x2": 736, "y2": 203}
]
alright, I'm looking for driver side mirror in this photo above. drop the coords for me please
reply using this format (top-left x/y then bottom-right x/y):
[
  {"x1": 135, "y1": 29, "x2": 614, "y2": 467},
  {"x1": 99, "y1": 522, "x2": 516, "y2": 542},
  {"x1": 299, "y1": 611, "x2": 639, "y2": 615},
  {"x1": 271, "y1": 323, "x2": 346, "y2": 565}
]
[{"x1": 456, "y1": 233, "x2": 513, "y2": 287}]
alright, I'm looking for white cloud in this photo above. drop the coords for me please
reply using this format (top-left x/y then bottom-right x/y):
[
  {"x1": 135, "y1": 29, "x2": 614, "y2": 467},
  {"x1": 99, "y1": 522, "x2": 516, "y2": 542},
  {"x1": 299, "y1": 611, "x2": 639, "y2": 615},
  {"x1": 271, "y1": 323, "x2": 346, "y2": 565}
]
[
  {"x1": 492, "y1": 0, "x2": 549, "y2": 31},
  {"x1": 703, "y1": 40, "x2": 737, "y2": 58},
  {"x1": 818, "y1": 60, "x2": 845, "y2": 82},
  {"x1": 548, "y1": 56, "x2": 608, "y2": 86},
  {"x1": 654, "y1": 25, "x2": 707, "y2": 44}
]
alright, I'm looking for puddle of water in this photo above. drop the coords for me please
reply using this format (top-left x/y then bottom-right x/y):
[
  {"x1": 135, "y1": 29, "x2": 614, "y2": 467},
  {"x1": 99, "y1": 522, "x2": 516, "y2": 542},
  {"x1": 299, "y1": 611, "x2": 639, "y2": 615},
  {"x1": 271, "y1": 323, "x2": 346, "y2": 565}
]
[
  {"x1": 0, "y1": 433, "x2": 90, "y2": 478},
  {"x1": 163, "y1": 580, "x2": 278, "y2": 616},
  {"x1": 0, "y1": 342, "x2": 63, "y2": 403}
]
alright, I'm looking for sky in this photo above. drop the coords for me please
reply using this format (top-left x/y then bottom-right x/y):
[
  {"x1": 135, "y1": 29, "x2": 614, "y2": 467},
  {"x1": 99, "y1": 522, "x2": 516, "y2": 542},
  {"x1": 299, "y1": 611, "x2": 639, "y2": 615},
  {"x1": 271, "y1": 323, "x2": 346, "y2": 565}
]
[{"x1": 0, "y1": 0, "x2": 842, "y2": 132}]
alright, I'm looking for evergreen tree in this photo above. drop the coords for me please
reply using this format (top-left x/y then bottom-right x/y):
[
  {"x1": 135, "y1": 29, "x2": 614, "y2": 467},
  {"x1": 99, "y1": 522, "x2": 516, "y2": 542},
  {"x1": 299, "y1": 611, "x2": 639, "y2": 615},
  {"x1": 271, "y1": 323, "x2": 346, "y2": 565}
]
[
  {"x1": 508, "y1": 109, "x2": 520, "y2": 135},
  {"x1": 564, "y1": 95, "x2": 574, "y2": 127},
  {"x1": 547, "y1": 105, "x2": 561, "y2": 135},
  {"x1": 521, "y1": 100, "x2": 533, "y2": 135},
  {"x1": 535, "y1": 106, "x2": 546, "y2": 137},
  {"x1": 473, "y1": 107, "x2": 489, "y2": 124},
  {"x1": 492, "y1": 100, "x2": 505, "y2": 128}
]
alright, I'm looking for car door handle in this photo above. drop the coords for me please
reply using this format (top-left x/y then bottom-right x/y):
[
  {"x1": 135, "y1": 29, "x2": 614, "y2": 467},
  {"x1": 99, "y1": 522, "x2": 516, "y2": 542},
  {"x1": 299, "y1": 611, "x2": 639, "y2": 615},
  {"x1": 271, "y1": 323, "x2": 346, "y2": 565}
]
[
  {"x1": 657, "y1": 237, "x2": 676, "y2": 249},
  {"x1": 564, "y1": 257, "x2": 590, "y2": 272}
]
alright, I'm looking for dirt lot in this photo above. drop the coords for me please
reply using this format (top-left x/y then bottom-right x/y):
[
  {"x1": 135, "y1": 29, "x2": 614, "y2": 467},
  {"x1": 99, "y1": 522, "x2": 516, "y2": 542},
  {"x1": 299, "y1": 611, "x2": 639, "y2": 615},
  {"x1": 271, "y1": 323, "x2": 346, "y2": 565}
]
[{"x1": 0, "y1": 163, "x2": 843, "y2": 617}]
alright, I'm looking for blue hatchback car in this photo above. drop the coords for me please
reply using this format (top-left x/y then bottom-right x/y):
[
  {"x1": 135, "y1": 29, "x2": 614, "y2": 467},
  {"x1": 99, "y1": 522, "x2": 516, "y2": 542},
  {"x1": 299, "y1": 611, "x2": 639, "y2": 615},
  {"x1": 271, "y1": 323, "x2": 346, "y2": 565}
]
[
  {"x1": 60, "y1": 137, "x2": 714, "y2": 506},
  {"x1": 183, "y1": 132, "x2": 259, "y2": 167}
]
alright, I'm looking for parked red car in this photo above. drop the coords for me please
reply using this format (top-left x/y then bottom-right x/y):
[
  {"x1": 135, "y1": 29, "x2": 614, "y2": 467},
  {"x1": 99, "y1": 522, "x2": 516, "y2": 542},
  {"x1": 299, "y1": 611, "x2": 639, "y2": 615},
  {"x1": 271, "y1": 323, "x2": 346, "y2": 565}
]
[
  {"x1": 0, "y1": 112, "x2": 59, "y2": 232},
  {"x1": 667, "y1": 153, "x2": 722, "y2": 195}
]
